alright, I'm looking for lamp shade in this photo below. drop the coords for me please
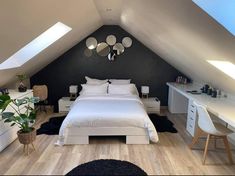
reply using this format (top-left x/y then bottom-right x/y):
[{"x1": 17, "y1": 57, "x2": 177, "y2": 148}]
[
  {"x1": 141, "y1": 86, "x2": 149, "y2": 94},
  {"x1": 69, "y1": 85, "x2": 78, "y2": 94}
]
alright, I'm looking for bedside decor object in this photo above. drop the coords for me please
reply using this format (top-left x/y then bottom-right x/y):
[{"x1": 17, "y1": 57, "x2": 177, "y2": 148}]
[
  {"x1": 141, "y1": 86, "x2": 149, "y2": 98},
  {"x1": 16, "y1": 74, "x2": 27, "y2": 92},
  {"x1": 106, "y1": 35, "x2": 116, "y2": 46},
  {"x1": 0, "y1": 94, "x2": 39, "y2": 155},
  {"x1": 69, "y1": 85, "x2": 78, "y2": 100},
  {"x1": 58, "y1": 97, "x2": 75, "y2": 113},
  {"x1": 86, "y1": 37, "x2": 97, "y2": 50}
]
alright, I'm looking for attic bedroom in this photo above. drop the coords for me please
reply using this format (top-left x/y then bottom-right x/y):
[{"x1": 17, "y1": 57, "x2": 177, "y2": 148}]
[{"x1": 0, "y1": 0, "x2": 235, "y2": 175}]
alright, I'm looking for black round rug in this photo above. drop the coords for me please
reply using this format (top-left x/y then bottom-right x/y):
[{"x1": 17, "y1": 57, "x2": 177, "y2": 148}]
[{"x1": 66, "y1": 159, "x2": 147, "y2": 176}]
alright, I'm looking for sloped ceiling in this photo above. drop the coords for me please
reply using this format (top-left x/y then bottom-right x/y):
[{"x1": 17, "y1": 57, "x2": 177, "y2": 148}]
[
  {"x1": 0, "y1": 0, "x2": 103, "y2": 86},
  {"x1": 1, "y1": 0, "x2": 235, "y2": 94}
]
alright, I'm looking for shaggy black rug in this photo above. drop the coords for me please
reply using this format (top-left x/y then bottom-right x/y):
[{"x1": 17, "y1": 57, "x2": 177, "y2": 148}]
[
  {"x1": 36, "y1": 115, "x2": 65, "y2": 135},
  {"x1": 37, "y1": 114, "x2": 177, "y2": 135},
  {"x1": 148, "y1": 114, "x2": 178, "y2": 133},
  {"x1": 65, "y1": 159, "x2": 147, "y2": 176}
]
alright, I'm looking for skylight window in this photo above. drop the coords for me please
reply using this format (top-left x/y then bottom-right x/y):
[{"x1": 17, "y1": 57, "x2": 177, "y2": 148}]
[
  {"x1": 0, "y1": 22, "x2": 72, "y2": 70},
  {"x1": 192, "y1": 0, "x2": 235, "y2": 36},
  {"x1": 207, "y1": 60, "x2": 235, "y2": 79}
]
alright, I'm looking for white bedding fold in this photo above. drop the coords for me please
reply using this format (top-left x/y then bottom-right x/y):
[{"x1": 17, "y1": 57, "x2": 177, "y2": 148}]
[{"x1": 56, "y1": 94, "x2": 159, "y2": 145}]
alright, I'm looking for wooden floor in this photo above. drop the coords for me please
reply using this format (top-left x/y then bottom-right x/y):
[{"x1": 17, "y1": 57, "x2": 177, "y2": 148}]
[{"x1": 0, "y1": 111, "x2": 235, "y2": 175}]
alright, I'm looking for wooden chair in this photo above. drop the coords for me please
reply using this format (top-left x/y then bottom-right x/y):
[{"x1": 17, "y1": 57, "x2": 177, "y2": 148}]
[
  {"x1": 189, "y1": 102, "x2": 234, "y2": 165},
  {"x1": 33, "y1": 85, "x2": 48, "y2": 112}
]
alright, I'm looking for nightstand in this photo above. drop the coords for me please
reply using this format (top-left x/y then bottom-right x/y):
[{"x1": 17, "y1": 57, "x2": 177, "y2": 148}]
[
  {"x1": 141, "y1": 97, "x2": 160, "y2": 114},
  {"x1": 58, "y1": 97, "x2": 74, "y2": 113}
]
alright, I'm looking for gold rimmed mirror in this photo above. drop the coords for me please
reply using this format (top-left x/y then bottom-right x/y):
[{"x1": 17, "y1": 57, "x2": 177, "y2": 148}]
[
  {"x1": 106, "y1": 35, "x2": 116, "y2": 46},
  {"x1": 113, "y1": 43, "x2": 125, "y2": 55},
  {"x1": 122, "y1": 37, "x2": 132, "y2": 48},
  {"x1": 86, "y1": 37, "x2": 97, "y2": 50},
  {"x1": 96, "y1": 42, "x2": 110, "y2": 57}
]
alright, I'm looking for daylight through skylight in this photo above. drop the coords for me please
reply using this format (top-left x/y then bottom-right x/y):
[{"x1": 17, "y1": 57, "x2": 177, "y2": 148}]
[
  {"x1": 192, "y1": 0, "x2": 235, "y2": 36},
  {"x1": 0, "y1": 22, "x2": 72, "y2": 70},
  {"x1": 207, "y1": 60, "x2": 235, "y2": 80}
]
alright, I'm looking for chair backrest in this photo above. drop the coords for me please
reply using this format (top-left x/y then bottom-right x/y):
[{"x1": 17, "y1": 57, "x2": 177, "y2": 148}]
[
  {"x1": 33, "y1": 85, "x2": 48, "y2": 101},
  {"x1": 194, "y1": 101, "x2": 217, "y2": 134}
]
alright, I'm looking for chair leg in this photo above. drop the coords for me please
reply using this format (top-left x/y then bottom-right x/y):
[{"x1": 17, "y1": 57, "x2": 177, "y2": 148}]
[
  {"x1": 222, "y1": 136, "x2": 234, "y2": 164},
  {"x1": 202, "y1": 134, "x2": 211, "y2": 164},
  {"x1": 189, "y1": 128, "x2": 203, "y2": 149}
]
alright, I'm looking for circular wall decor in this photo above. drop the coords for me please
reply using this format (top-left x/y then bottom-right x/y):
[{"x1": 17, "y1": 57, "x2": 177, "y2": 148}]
[
  {"x1": 106, "y1": 35, "x2": 116, "y2": 46},
  {"x1": 84, "y1": 48, "x2": 92, "y2": 57},
  {"x1": 122, "y1": 37, "x2": 132, "y2": 48},
  {"x1": 86, "y1": 37, "x2": 97, "y2": 50},
  {"x1": 96, "y1": 42, "x2": 110, "y2": 57},
  {"x1": 113, "y1": 43, "x2": 125, "y2": 55}
]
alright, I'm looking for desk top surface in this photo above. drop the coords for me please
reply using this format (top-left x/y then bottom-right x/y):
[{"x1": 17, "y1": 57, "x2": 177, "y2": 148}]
[{"x1": 167, "y1": 82, "x2": 235, "y2": 128}]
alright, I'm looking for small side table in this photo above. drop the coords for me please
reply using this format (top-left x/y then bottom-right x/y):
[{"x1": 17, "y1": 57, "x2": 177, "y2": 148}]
[
  {"x1": 58, "y1": 97, "x2": 75, "y2": 113},
  {"x1": 141, "y1": 97, "x2": 160, "y2": 114}
]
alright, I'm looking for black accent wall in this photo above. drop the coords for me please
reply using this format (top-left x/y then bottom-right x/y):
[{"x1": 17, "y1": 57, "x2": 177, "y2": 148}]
[{"x1": 31, "y1": 25, "x2": 186, "y2": 112}]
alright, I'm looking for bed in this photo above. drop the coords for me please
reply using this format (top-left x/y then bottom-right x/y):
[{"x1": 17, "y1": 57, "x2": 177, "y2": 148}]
[
  {"x1": 56, "y1": 94, "x2": 158, "y2": 145},
  {"x1": 56, "y1": 77, "x2": 159, "y2": 145}
]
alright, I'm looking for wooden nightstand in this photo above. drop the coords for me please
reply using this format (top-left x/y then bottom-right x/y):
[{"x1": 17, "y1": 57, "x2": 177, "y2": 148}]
[
  {"x1": 58, "y1": 97, "x2": 74, "y2": 113},
  {"x1": 141, "y1": 97, "x2": 160, "y2": 114}
]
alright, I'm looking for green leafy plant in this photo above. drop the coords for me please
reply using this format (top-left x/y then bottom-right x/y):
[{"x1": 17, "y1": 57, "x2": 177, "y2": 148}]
[
  {"x1": 16, "y1": 74, "x2": 27, "y2": 81},
  {"x1": 0, "y1": 95, "x2": 40, "y2": 133}
]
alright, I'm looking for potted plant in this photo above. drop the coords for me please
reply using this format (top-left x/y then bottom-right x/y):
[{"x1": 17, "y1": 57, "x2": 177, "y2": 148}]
[
  {"x1": 0, "y1": 94, "x2": 39, "y2": 151},
  {"x1": 16, "y1": 74, "x2": 27, "y2": 92}
]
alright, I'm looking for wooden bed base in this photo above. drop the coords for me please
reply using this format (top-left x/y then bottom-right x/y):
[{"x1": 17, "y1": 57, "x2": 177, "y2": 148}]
[{"x1": 64, "y1": 127, "x2": 150, "y2": 144}]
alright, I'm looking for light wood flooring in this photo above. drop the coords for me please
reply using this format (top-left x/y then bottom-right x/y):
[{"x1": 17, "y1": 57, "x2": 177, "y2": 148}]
[{"x1": 0, "y1": 111, "x2": 235, "y2": 175}]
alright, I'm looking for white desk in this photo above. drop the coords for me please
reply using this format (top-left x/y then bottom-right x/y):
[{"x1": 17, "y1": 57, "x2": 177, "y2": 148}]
[
  {"x1": 167, "y1": 82, "x2": 235, "y2": 128},
  {"x1": 167, "y1": 82, "x2": 235, "y2": 143}
]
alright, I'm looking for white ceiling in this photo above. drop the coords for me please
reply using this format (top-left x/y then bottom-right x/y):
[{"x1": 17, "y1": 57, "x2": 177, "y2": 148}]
[{"x1": 1, "y1": 0, "x2": 235, "y2": 94}]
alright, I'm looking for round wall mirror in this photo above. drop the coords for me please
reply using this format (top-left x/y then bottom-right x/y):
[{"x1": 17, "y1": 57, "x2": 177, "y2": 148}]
[
  {"x1": 113, "y1": 43, "x2": 125, "y2": 55},
  {"x1": 84, "y1": 48, "x2": 93, "y2": 57},
  {"x1": 106, "y1": 35, "x2": 116, "y2": 46},
  {"x1": 122, "y1": 37, "x2": 132, "y2": 48},
  {"x1": 96, "y1": 42, "x2": 110, "y2": 57},
  {"x1": 86, "y1": 37, "x2": 97, "y2": 50},
  {"x1": 108, "y1": 52, "x2": 116, "y2": 61}
]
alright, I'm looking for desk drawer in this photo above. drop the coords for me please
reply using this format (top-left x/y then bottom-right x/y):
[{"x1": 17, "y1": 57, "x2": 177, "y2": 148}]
[{"x1": 186, "y1": 118, "x2": 196, "y2": 136}]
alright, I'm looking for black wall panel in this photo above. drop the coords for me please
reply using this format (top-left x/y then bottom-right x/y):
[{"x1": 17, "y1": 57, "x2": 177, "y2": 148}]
[{"x1": 31, "y1": 25, "x2": 186, "y2": 112}]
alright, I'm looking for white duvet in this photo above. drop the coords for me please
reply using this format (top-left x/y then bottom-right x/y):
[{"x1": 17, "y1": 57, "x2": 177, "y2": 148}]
[{"x1": 57, "y1": 94, "x2": 159, "y2": 145}]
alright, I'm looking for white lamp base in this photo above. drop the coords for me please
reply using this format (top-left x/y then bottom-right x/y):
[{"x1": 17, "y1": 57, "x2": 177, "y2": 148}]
[{"x1": 142, "y1": 93, "x2": 148, "y2": 99}]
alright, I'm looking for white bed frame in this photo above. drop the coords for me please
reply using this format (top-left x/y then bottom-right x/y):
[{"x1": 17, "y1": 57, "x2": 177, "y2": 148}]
[{"x1": 64, "y1": 127, "x2": 150, "y2": 144}]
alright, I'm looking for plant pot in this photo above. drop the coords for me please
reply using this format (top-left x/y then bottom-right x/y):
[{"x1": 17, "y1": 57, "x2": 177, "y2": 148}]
[
  {"x1": 18, "y1": 85, "x2": 27, "y2": 92},
  {"x1": 17, "y1": 128, "x2": 36, "y2": 144}
]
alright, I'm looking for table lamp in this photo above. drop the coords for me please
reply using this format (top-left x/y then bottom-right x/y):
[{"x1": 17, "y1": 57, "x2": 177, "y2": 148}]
[
  {"x1": 69, "y1": 85, "x2": 78, "y2": 100},
  {"x1": 141, "y1": 86, "x2": 149, "y2": 98}
]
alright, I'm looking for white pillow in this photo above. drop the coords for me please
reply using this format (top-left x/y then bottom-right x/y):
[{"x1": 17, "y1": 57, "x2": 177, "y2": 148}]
[
  {"x1": 85, "y1": 76, "x2": 108, "y2": 85},
  {"x1": 79, "y1": 83, "x2": 108, "y2": 95},
  {"x1": 109, "y1": 79, "x2": 131, "y2": 85},
  {"x1": 108, "y1": 84, "x2": 139, "y2": 95}
]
